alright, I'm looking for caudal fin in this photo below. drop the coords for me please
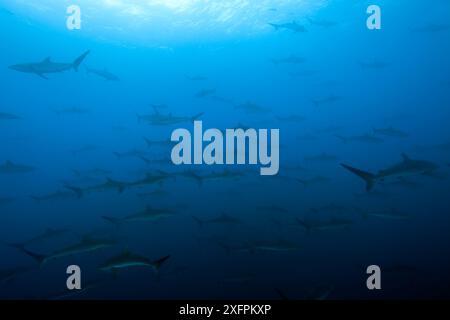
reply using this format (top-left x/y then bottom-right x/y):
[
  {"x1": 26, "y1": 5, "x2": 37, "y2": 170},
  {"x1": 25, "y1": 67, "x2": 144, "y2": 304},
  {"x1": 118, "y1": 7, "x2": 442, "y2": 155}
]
[
  {"x1": 192, "y1": 216, "x2": 204, "y2": 227},
  {"x1": 102, "y1": 216, "x2": 122, "y2": 230},
  {"x1": 189, "y1": 173, "x2": 203, "y2": 187},
  {"x1": 65, "y1": 185, "x2": 83, "y2": 199},
  {"x1": 341, "y1": 163, "x2": 376, "y2": 191},
  {"x1": 152, "y1": 255, "x2": 170, "y2": 273},
  {"x1": 7, "y1": 243, "x2": 47, "y2": 265},
  {"x1": 72, "y1": 50, "x2": 90, "y2": 72},
  {"x1": 268, "y1": 23, "x2": 280, "y2": 30},
  {"x1": 191, "y1": 112, "x2": 204, "y2": 121},
  {"x1": 296, "y1": 218, "x2": 312, "y2": 232}
]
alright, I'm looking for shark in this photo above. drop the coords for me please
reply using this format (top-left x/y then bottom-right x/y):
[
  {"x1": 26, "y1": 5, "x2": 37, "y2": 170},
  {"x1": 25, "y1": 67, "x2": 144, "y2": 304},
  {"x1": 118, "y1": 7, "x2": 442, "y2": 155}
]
[
  {"x1": 0, "y1": 267, "x2": 30, "y2": 284},
  {"x1": 126, "y1": 172, "x2": 170, "y2": 188},
  {"x1": 192, "y1": 213, "x2": 242, "y2": 227},
  {"x1": 85, "y1": 65, "x2": 119, "y2": 81},
  {"x1": 102, "y1": 206, "x2": 176, "y2": 226},
  {"x1": 252, "y1": 240, "x2": 301, "y2": 252},
  {"x1": 30, "y1": 190, "x2": 79, "y2": 202},
  {"x1": 143, "y1": 137, "x2": 174, "y2": 148},
  {"x1": 65, "y1": 178, "x2": 128, "y2": 198},
  {"x1": 234, "y1": 101, "x2": 271, "y2": 114},
  {"x1": 373, "y1": 126, "x2": 408, "y2": 138},
  {"x1": 137, "y1": 110, "x2": 204, "y2": 126},
  {"x1": 99, "y1": 251, "x2": 170, "y2": 274},
  {"x1": 268, "y1": 21, "x2": 307, "y2": 33},
  {"x1": 12, "y1": 236, "x2": 116, "y2": 265},
  {"x1": 9, "y1": 50, "x2": 90, "y2": 79},
  {"x1": 0, "y1": 112, "x2": 21, "y2": 120},
  {"x1": 0, "y1": 160, "x2": 35, "y2": 174},
  {"x1": 341, "y1": 153, "x2": 439, "y2": 191}
]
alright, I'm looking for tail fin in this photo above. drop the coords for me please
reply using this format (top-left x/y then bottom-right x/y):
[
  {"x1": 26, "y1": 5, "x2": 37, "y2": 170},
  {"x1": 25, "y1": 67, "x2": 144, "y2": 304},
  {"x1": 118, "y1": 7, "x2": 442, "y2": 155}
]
[
  {"x1": 65, "y1": 185, "x2": 83, "y2": 199},
  {"x1": 189, "y1": 172, "x2": 203, "y2": 187},
  {"x1": 152, "y1": 255, "x2": 170, "y2": 273},
  {"x1": 191, "y1": 112, "x2": 204, "y2": 121},
  {"x1": 296, "y1": 218, "x2": 311, "y2": 232},
  {"x1": 139, "y1": 156, "x2": 151, "y2": 165},
  {"x1": 192, "y1": 216, "x2": 204, "y2": 227},
  {"x1": 275, "y1": 288, "x2": 289, "y2": 300},
  {"x1": 7, "y1": 243, "x2": 47, "y2": 265},
  {"x1": 143, "y1": 137, "x2": 152, "y2": 148},
  {"x1": 72, "y1": 50, "x2": 90, "y2": 72},
  {"x1": 268, "y1": 23, "x2": 280, "y2": 30},
  {"x1": 5, "y1": 242, "x2": 26, "y2": 251},
  {"x1": 113, "y1": 152, "x2": 122, "y2": 159},
  {"x1": 102, "y1": 216, "x2": 122, "y2": 229},
  {"x1": 341, "y1": 163, "x2": 376, "y2": 191}
]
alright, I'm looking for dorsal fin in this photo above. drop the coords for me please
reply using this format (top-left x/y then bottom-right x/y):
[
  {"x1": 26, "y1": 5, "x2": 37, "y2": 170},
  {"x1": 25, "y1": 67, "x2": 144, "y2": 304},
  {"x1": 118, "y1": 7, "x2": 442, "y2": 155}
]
[
  {"x1": 401, "y1": 153, "x2": 411, "y2": 162},
  {"x1": 42, "y1": 57, "x2": 51, "y2": 63},
  {"x1": 5, "y1": 160, "x2": 13, "y2": 166}
]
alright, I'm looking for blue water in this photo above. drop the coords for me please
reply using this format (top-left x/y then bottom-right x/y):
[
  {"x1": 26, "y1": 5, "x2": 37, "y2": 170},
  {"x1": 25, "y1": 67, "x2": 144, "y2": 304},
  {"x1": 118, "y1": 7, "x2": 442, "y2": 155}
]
[{"x1": 1, "y1": 0, "x2": 450, "y2": 299}]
